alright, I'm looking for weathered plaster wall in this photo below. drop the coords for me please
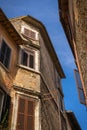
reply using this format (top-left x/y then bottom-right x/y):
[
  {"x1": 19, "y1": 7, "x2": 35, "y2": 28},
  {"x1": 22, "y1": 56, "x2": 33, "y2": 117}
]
[
  {"x1": 14, "y1": 68, "x2": 40, "y2": 92},
  {"x1": 39, "y1": 33, "x2": 65, "y2": 129},
  {"x1": 41, "y1": 79, "x2": 60, "y2": 130},
  {"x1": 0, "y1": 24, "x2": 18, "y2": 90},
  {"x1": 73, "y1": 0, "x2": 87, "y2": 97},
  {"x1": 40, "y1": 34, "x2": 61, "y2": 105}
]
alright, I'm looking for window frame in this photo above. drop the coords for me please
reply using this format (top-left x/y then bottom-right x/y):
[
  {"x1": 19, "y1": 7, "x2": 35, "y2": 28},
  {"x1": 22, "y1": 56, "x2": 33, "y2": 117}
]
[
  {"x1": 0, "y1": 89, "x2": 4, "y2": 121},
  {"x1": 21, "y1": 48, "x2": 35, "y2": 69},
  {"x1": 21, "y1": 26, "x2": 38, "y2": 41},
  {"x1": 16, "y1": 96, "x2": 35, "y2": 130},
  {"x1": 74, "y1": 69, "x2": 86, "y2": 105},
  {"x1": 11, "y1": 91, "x2": 40, "y2": 130},
  {"x1": 0, "y1": 39, "x2": 11, "y2": 69}
]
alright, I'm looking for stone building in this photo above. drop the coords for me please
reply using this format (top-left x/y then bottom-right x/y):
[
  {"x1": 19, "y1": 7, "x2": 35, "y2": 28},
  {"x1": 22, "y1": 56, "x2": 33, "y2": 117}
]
[
  {"x1": 58, "y1": 0, "x2": 87, "y2": 106},
  {"x1": 64, "y1": 111, "x2": 81, "y2": 130},
  {"x1": 0, "y1": 8, "x2": 68, "y2": 130}
]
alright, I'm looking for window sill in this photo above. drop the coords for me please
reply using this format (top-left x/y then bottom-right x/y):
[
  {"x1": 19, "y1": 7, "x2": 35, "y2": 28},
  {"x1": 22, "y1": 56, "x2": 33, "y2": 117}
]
[{"x1": 17, "y1": 64, "x2": 40, "y2": 75}]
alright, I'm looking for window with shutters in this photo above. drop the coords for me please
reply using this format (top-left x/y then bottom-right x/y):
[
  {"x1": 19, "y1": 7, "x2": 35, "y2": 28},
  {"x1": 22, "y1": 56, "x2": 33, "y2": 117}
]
[
  {"x1": 16, "y1": 97, "x2": 34, "y2": 130},
  {"x1": 21, "y1": 49, "x2": 35, "y2": 69},
  {"x1": 21, "y1": 26, "x2": 37, "y2": 41},
  {"x1": 74, "y1": 69, "x2": 86, "y2": 105},
  {"x1": 0, "y1": 40, "x2": 11, "y2": 69}
]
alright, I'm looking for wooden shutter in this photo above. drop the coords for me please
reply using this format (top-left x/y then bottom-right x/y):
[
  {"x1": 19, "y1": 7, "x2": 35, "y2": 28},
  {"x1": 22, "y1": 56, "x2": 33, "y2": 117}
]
[
  {"x1": 17, "y1": 98, "x2": 25, "y2": 130},
  {"x1": 27, "y1": 100, "x2": 34, "y2": 130},
  {"x1": 74, "y1": 69, "x2": 86, "y2": 105},
  {"x1": 17, "y1": 97, "x2": 34, "y2": 130},
  {"x1": 29, "y1": 30, "x2": 36, "y2": 40},
  {"x1": 23, "y1": 28, "x2": 36, "y2": 40}
]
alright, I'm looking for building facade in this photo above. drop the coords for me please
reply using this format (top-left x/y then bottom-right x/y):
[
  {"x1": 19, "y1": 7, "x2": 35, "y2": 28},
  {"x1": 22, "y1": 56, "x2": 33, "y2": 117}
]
[
  {"x1": 0, "y1": 8, "x2": 68, "y2": 130},
  {"x1": 58, "y1": 0, "x2": 87, "y2": 106},
  {"x1": 64, "y1": 111, "x2": 81, "y2": 130}
]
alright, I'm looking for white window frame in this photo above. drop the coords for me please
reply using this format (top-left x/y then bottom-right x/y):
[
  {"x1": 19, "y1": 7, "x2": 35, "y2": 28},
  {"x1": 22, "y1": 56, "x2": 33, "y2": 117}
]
[
  {"x1": 18, "y1": 45, "x2": 39, "y2": 71},
  {"x1": 11, "y1": 92, "x2": 41, "y2": 130},
  {"x1": 21, "y1": 48, "x2": 35, "y2": 69},
  {"x1": 21, "y1": 26, "x2": 38, "y2": 41}
]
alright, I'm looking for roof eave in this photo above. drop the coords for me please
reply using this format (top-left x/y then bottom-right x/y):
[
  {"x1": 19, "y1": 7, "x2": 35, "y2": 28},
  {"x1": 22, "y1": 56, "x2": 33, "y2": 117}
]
[{"x1": 58, "y1": 0, "x2": 75, "y2": 57}]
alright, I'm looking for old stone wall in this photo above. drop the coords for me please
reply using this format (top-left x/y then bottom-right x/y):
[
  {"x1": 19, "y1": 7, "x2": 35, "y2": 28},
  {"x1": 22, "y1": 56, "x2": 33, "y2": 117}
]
[
  {"x1": 73, "y1": 0, "x2": 87, "y2": 97},
  {"x1": 41, "y1": 78, "x2": 60, "y2": 130},
  {"x1": 14, "y1": 67, "x2": 40, "y2": 92},
  {"x1": 39, "y1": 32, "x2": 65, "y2": 130},
  {"x1": 39, "y1": 33, "x2": 62, "y2": 105}
]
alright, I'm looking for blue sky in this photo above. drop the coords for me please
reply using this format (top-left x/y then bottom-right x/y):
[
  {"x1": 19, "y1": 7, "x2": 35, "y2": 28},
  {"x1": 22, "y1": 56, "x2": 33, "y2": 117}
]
[{"x1": 0, "y1": 0, "x2": 87, "y2": 129}]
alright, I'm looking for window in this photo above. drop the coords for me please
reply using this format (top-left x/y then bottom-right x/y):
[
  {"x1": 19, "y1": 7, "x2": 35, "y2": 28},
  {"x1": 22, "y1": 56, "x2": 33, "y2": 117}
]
[
  {"x1": 21, "y1": 49, "x2": 35, "y2": 69},
  {"x1": 0, "y1": 89, "x2": 11, "y2": 123},
  {"x1": 16, "y1": 97, "x2": 34, "y2": 130},
  {"x1": 22, "y1": 27, "x2": 37, "y2": 40},
  {"x1": 74, "y1": 69, "x2": 86, "y2": 105},
  {"x1": 0, "y1": 40, "x2": 11, "y2": 69}
]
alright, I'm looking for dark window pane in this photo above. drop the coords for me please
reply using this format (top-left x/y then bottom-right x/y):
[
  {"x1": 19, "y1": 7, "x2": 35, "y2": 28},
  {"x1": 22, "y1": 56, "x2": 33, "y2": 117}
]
[
  {"x1": 0, "y1": 53, "x2": 4, "y2": 63},
  {"x1": 6, "y1": 47, "x2": 11, "y2": 59},
  {"x1": 4, "y1": 58, "x2": 9, "y2": 69},
  {"x1": 29, "y1": 54, "x2": 34, "y2": 68},
  {"x1": 4, "y1": 46, "x2": 11, "y2": 68},
  {"x1": 21, "y1": 51, "x2": 28, "y2": 66},
  {"x1": 0, "y1": 40, "x2": 11, "y2": 68},
  {"x1": 0, "y1": 40, "x2": 6, "y2": 63},
  {"x1": 1, "y1": 41, "x2": 6, "y2": 53}
]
